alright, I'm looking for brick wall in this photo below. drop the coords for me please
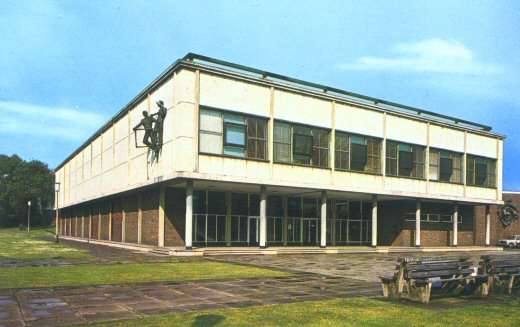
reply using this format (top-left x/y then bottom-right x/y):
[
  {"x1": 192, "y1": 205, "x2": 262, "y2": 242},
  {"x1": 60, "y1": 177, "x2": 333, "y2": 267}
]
[
  {"x1": 111, "y1": 199, "x2": 123, "y2": 242},
  {"x1": 91, "y1": 208, "x2": 99, "y2": 239},
  {"x1": 141, "y1": 189, "x2": 159, "y2": 246},
  {"x1": 165, "y1": 188, "x2": 186, "y2": 246},
  {"x1": 124, "y1": 194, "x2": 139, "y2": 243},
  {"x1": 378, "y1": 201, "x2": 475, "y2": 247},
  {"x1": 99, "y1": 201, "x2": 110, "y2": 240},
  {"x1": 82, "y1": 207, "x2": 90, "y2": 238},
  {"x1": 475, "y1": 193, "x2": 520, "y2": 245}
]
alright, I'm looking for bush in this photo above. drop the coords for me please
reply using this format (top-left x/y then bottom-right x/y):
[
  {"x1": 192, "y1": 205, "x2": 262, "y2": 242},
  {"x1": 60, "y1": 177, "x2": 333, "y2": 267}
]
[{"x1": 18, "y1": 223, "x2": 26, "y2": 230}]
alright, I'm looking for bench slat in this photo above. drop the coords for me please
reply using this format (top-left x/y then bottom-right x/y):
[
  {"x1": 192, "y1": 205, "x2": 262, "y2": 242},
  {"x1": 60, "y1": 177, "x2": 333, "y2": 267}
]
[{"x1": 407, "y1": 268, "x2": 474, "y2": 279}]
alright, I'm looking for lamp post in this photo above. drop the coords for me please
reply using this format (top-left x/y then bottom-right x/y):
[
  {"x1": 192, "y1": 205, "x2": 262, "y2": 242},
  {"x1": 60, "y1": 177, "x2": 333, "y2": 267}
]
[
  {"x1": 27, "y1": 200, "x2": 31, "y2": 237},
  {"x1": 55, "y1": 182, "x2": 60, "y2": 243}
]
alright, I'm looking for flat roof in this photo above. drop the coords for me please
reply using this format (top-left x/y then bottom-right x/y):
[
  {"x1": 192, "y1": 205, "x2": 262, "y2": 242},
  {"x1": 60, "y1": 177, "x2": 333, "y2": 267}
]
[{"x1": 55, "y1": 52, "x2": 504, "y2": 171}]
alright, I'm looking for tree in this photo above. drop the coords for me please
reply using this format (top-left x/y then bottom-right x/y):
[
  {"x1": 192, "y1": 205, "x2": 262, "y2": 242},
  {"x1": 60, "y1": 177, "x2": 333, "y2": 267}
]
[{"x1": 0, "y1": 155, "x2": 55, "y2": 227}]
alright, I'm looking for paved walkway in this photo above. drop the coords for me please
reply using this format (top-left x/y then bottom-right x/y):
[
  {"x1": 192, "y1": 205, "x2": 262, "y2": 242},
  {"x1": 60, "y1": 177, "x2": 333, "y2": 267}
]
[{"x1": 0, "y1": 274, "x2": 379, "y2": 326}]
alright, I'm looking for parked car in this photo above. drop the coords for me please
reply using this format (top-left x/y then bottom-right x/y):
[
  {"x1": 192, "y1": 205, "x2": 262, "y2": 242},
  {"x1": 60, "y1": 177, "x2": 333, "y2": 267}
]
[{"x1": 498, "y1": 235, "x2": 520, "y2": 248}]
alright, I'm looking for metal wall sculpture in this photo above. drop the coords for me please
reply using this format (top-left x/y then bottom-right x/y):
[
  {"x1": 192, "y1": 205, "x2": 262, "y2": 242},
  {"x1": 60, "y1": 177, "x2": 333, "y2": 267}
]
[
  {"x1": 498, "y1": 198, "x2": 519, "y2": 227},
  {"x1": 133, "y1": 100, "x2": 167, "y2": 157}
]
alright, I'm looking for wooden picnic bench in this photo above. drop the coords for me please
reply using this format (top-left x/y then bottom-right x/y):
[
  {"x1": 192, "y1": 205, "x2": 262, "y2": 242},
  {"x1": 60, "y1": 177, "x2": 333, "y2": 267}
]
[
  {"x1": 480, "y1": 253, "x2": 520, "y2": 294},
  {"x1": 381, "y1": 256, "x2": 488, "y2": 304}
]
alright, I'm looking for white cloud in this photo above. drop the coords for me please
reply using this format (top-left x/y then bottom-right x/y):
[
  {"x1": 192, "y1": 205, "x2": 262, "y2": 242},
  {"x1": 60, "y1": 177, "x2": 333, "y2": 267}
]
[
  {"x1": 0, "y1": 101, "x2": 106, "y2": 141},
  {"x1": 338, "y1": 38, "x2": 502, "y2": 75}
]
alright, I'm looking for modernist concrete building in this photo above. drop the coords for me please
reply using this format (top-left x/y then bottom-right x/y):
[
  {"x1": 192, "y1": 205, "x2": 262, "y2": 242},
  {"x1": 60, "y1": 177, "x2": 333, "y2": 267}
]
[{"x1": 55, "y1": 53, "x2": 506, "y2": 250}]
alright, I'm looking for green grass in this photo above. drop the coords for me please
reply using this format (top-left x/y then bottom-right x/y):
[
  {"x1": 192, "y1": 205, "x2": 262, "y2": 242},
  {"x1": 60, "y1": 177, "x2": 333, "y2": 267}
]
[
  {"x1": 0, "y1": 261, "x2": 292, "y2": 289},
  {"x1": 88, "y1": 297, "x2": 520, "y2": 327},
  {"x1": 0, "y1": 227, "x2": 90, "y2": 260}
]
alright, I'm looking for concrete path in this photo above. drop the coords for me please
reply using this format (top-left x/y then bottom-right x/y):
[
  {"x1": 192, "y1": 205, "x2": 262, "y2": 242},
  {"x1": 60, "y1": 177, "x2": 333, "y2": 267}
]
[{"x1": 0, "y1": 274, "x2": 379, "y2": 326}]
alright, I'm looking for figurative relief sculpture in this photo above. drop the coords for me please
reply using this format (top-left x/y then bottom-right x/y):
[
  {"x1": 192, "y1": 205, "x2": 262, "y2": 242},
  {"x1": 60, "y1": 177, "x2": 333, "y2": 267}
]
[
  {"x1": 499, "y1": 198, "x2": 519, "y2": 228},
  {"x1": 133, "y1": 100, "x2": 167, "y2": 157}
]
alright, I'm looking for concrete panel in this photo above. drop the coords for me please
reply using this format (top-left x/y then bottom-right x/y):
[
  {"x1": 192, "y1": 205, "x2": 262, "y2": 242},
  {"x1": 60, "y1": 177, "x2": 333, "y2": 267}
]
[
  {"x1": 92, "y1": 136, "x2": 102, "y2": 157},
  {"x1": 335, "y1": 103, "x2": 384, "y2": 138},
  {"x1": 333, "y1": 171, "x2": 384, "y2": 192},
  {"x1": 174, "y1": 102, "x2": 196, "y2": 172},
  {"x1": 175, "y1": 70, "x2": 196, "y2": 105},
  {"x1": 428, "y1": 182, "x2": 465, "y2": 198},
  {"x1": 198, "y1": 155, "x2": 271, "y2": 180},
  {"x1": 102, "y1": 128, "x2": 113, "y2": 152},
  {"x1": 114, "y1": 139, "x2": 128, "y2": 167},
  {"x1": 386, "y1": 115, "x2": 427, "y2": 145},
  {"x1": 274, "y1": 90, "x2": 332, "y2": 128},
  {"x1": 102, "y1": 149, "x2": 113, "y2": 173},
  {"x1": 385, "y1": 176, "x2": 428, "y2": 194},
  {"x1": 91, "y1": 155, "x2": 101, "y2": 178},
  {"x1": 114, "y1": 117, "x2": 128, "y2": 142},
  {"x1": 429, "y1": 125, "x2": 465, "y2": 152},
  {"x1": 272, "y1": 165, "x2": 331, "y2": 186},
  {"x1": 466, "y1": 186, "x2": 497, "y2": 200},
  {"x1": 466, "y1": 133, "x2": 497, "y2": 158},
  {"x1": 200, "y1": 73, "x2": 271, "y2": 117}
]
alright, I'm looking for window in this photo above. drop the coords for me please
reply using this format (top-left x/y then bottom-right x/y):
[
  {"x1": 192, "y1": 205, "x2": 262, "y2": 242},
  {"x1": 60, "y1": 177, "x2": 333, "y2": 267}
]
[
  {"x1": 199, "y1": 108, "x2": 268, "y2": 160},
  {"x1": 466, "y1": 155, "x2": 496, "y2": 187},
  {"x1": 405, "y1": 213, "x2": 459, "y2": 223},
  {"x1": 334, "y1": 132, "x2": 381, "y2": 173},
  {"x1": 273, "y1": 122, "x2": 329, "y2": 167},
  {"x1": 386, "y1": 141, "x2": 425, "y2": 178},
  {"x1": 429, "y1": 149, "x2": 463, "y2": 183}
]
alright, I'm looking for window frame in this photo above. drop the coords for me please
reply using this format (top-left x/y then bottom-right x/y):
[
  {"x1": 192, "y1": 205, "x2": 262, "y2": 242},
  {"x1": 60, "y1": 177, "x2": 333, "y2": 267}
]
[
  {"x1": 199, "y1": 106, "x2": 269, "y2": 161},
  {"x1": 386, "y1": 140, "x2": 425, "y2": 179},
  {"x1": 335, "y1": 131, "x2": 382, "y2": 174},
  {"x1": 429, "y1": 148, "x2": 463, "y2": 184},
  {"x1": 466, "y1": 154, "x2": 496, "y2": 188}
]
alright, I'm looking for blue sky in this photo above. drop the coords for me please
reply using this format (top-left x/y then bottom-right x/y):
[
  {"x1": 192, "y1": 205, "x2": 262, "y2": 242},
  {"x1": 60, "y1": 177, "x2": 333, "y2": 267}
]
[{"x1": 1, "y1": 1, "x2": 519, "y2": 189}]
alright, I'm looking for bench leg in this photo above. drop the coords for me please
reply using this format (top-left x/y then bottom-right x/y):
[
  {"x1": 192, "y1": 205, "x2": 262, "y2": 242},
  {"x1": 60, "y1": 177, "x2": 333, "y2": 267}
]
[
  {"x1": 410, "y1": 283, "x2": 432, "y2": 304},
  {"x1": 382, "y1": 282, "x2": 399, "y2": 298},
  {"x1": 507, "y1": 276, "x2": 515, "y2": 295}
]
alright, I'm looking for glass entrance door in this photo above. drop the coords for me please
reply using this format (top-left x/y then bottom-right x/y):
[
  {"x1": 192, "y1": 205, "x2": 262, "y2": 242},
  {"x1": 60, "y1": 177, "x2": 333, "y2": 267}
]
[
  {"x1": 248, "y1": 217, "x2": 259, "y2": 246},
  {"x1": 302, "y1": 218, "x2": 318, "y2": 245}
]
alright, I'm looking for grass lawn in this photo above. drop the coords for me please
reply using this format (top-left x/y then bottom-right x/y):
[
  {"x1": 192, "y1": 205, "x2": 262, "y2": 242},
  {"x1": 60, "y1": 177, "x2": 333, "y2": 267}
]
[
  {"x1": 88, "y1": 297, "x2": 520, "y2": 327},
  {"x1": 0, "y1": 227, "x2": 90, "y2": 260},
  {"x1": 0, "y1": 261, "x2": 292, "y2": 289}
]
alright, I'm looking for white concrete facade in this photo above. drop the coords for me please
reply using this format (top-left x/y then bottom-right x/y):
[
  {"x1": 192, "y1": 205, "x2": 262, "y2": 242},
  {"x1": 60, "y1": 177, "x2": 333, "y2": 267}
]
[{"x1": 55, "y1": 56, "x2": 505, "y2": 211}]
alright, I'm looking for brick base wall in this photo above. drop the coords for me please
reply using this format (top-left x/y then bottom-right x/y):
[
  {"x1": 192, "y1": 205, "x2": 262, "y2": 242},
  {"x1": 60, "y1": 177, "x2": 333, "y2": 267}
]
[
  {"x1": 475, "y1": 193, "x2": 520, "y2": 245},
  {"x1": 124, "y1": 194, "x2": 139, "y2": 243},
  {"x1": 165, "y1": 188, "x2": 186, "y2": 246},
  {"x1": 111, "y1": 199, "x2": 123, "y2": 242},
  {"x1": 99, "y1": 202, "x2": 110, "y2": 240},
  {"x1": 141, "y1": 189, "x2": 159, "y2": 246}
]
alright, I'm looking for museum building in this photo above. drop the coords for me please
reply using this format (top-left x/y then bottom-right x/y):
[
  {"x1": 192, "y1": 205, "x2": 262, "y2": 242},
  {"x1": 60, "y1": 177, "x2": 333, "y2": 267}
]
[{"x1": 55, "y1": 53, "x2": 506, "y2": 250}]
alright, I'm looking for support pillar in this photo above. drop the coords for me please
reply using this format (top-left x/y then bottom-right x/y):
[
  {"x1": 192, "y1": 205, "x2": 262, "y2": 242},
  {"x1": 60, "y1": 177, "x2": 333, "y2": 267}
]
[
  {"x1": 332, "y1": 199, "x2": 337, "y2": 246},
  {"x1": 282, "y1": 195, "x2": 288, "y2": 246},
  {"x1": 320, "y1": 191, "x2": 327, "y2": 248},
  {"x1": 371, "y1": 195, "x2": 378, "y2": 247},
  {"x1": 415, "y1": 199, "x2": 421, "y2": 247},
  {"x1": 259, "y1": 185, "x2": 267, "y2": 249},
  {"x1": 453, "y1": 203, "x2": 458, "y2": 246},
  {"x1": 185, "y1": 180, "x2": 193, "y2": 249},
  {"x1": 158, "y1": 186, "x2": 165, "y2": 247},
  {"x1": 485, "y1": 205, "x2": 491, "y2": 246},
  {"x1": 226, "y1": 191, "x2": 232, "y2": 246}
]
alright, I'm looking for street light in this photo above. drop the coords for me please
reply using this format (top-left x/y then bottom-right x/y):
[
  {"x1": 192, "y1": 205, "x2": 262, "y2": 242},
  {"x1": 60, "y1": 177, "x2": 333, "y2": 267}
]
[
  {"x1": 27, "y1": 200, "x2": 31, "y2": 237},
  {"x1": 55, "y1": 182, "x2": 60, "y2": 243}
]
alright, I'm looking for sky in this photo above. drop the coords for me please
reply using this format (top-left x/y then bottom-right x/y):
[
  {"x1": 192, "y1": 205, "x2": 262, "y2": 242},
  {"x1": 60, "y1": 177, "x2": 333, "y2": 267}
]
[{"x1": 0, "y1": 0, "x2": 519, "y2": 189}]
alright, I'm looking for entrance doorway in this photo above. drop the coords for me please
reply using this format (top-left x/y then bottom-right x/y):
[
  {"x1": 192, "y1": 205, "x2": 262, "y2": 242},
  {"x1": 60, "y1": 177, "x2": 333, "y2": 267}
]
[{"x1": 302, "y1": 218, "x2": 318, "y2": 245}]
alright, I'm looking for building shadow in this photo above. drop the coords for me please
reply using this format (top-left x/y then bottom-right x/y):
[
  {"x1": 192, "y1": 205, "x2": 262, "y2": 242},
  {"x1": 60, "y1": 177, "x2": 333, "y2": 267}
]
[{"x1": 191, "y1": 314, "x2": 225, "y2": 327}]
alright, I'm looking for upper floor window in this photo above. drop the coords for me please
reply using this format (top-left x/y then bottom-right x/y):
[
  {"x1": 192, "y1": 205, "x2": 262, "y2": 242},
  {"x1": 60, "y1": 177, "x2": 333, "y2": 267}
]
[
  {"x1": 274, "y1": 122, "x2": 329, "y2": 168},
  {"x1": 199, "y1": 108, "x2": 268, "y2": 160},
  {"x1": 335, "y1": 132, "x2": 381, "y2": 174},
  {"x1": 466, "y1": 155, "x2": 496, "y2": 187},
  {"x1": 386, "y1": 141, "x2": 425, "y2": 179},
  {"x1": 429, "y1": 149, "x2": 463, "y2": 183}
]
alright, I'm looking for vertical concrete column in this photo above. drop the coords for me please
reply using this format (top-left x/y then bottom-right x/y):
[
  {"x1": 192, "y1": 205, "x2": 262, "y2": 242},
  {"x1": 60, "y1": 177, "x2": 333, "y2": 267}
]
[
  {"x1": 371, "y1": 195, "x2": 378, "y2": 247},
  {"x1": 453, "y1": 203, "x2": 458, "y2": 246},
  {"x1": 81, "y1": 214, "x2": 84, "y2": 238},
  {"x1": 121, "y1": 197, "x2": 126, "y2": 243},
  {"x1": 108, "y1": 202, "x2": 113, "y2": 241},
  {"x1": 259, "y1": 185, "x2": 267, "y2": 249},
  {"x1": 158, "y1": 186, "x2": 165, "y2": 247},
  {"x1": 332, "y1": 199, "x2": 337, "y2": 246},
  {"x1": 185, "y1": 180, "x2": 193, "y2": 249},
  {"x1": 88, "y1": 209, "x2": 92, "y2": 239},
  {"x1": 415, "y1": 199, "x2": 421, "y2": 247},
  {"x1": 485, "y1": 205, "x2": 491, "y2": 246},
  {"x1": 283, "y1": 195, "x2": 288, "y2": 246},
  {"x1": 320, "y1": 191, "x2": 327, "y2": 248},
  {"x1": 226, "y1": 191, "x2": 232, "y2": 246},
  {"x1": 137, "y1": 193, "x2": 142, "y2": 244}
]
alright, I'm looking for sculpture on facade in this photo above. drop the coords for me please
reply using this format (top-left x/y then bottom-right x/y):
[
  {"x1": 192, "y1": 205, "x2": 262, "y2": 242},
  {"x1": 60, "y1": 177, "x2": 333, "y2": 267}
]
[
  {"x1": 133, "y1": 100, "x2": 167, "y2": 155},
  {"x1": 498, "y1": 198, "x2": 519, "y2": 228}
]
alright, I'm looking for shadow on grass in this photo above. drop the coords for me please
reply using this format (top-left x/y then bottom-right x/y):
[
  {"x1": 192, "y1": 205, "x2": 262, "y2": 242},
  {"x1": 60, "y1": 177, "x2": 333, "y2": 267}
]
[{"x1": 191, "y1": 314, "x2": 225, "y2": 327}]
